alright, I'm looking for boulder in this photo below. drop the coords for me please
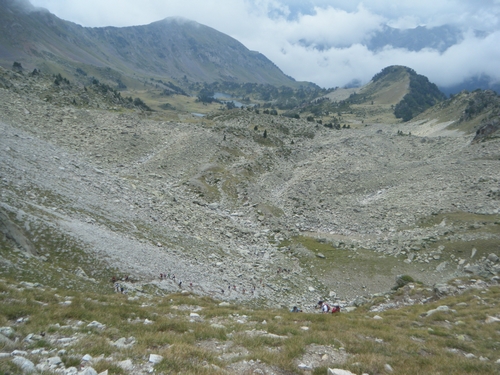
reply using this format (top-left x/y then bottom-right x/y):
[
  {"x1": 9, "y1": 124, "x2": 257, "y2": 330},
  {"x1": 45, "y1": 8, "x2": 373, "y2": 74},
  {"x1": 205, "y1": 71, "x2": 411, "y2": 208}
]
[
  {"x1": 0, "y1": 326, "x2": 15, "y2": 337},
  {"x1": 117, "y1": 359, "x2": 134, "y2": 371},
  {"x1": 47, "y1": 356, "x2": 62, "y2": 366},
  {"x1": 327, "y1": 369, "x2": 356, "y2": 375},
  {"x1": 75, "y1": 267, "x2": 89, "y2": 278},
  {"x1": 485, "y1": 316, "x2": 500, "y2": 324},
  {"x1": 149, "y1": 354, "x2": 163, "y2": 364},
  {"x1": 87, "y1": 321, "x2": 105, "y2": 329},
  {"x1": 436, "y1": 261, "x2": 447, "y2": 272},
  {"x1": 488, "y1": 253, "x2": 499, "y2": 263},
  {"x1": 78, "y1": 368, "x2": 98, "y2": 375},
  {"x1": 0, "y1": 333, "x2": 15, "y2": 348},
  {"x1": 111, "y1": 337, "x2": 136, "y2": 349},
  {"x1": 434, "y1": 283, "x2": 455, "y2": 297},
  {"x1": 12, "y1": 356, "x2": 36, "y2": 373},
  {"x1": 298, "y1": 363, "x2": 313, "y2": 370},
  {"x1": 424, "y1": 305, "x2": 451, "y2": 317},
  {"x1": 0, "y1": 208, "x2": 38, "y2": 256}
]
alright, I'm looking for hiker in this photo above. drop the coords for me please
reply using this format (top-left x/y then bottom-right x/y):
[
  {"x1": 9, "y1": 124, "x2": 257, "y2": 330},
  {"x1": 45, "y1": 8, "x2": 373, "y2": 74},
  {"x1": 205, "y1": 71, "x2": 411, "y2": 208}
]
[
  {"x1": 322, "y1": 302, "x2": 330, "y2": 313},
  {"x1": 331, "y1": 303, "x2": 341, "y2": 313},
  {"x1": 114, "y1": 282, "x2": 120, "y2": 293},
  {"x1": 178, "y1": 281, "x2": 182, "y2": 288},
  {"x1": 317, "y1": 300, "x2": 330, "y2": 313},
  {"x1": 291, "y1": 306, "x2": 302, "y2": 313}
]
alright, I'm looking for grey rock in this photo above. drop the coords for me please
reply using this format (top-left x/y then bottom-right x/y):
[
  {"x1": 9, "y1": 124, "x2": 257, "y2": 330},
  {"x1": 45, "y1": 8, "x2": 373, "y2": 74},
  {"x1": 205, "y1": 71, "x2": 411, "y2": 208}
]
[
  {"x1": 436, "y1": 261, "x2": 447, "y2": 272},
  {"x1": 434, "y1": 283, "x2": 455, "y2": 296},
  {"x1": 0, "y1": 207, "x2": 38, "y2": 256},
  {"x1": 485, "y1": 316, "x2": 500, "y2": 324},
  {"x1": 328, "y1": 369, "x2": 356, "y2": 375},
  {"x1": 488, "y1": 253, "x2": 499, "y2": 263},
  {"x1": 12, "y1": 356, "x2": 36, "y2": 373},
  {"x1": 75, "y1": 267, "x2": 89, "y2": 278},
  {"x1": 117, "y1": 359, "x2": 134, "y2": 371},
  {"x1": 471, "y1": 248, "x2": 477, "y2": 258},
  {"x1": 424, "y1": 305, "x2": 451, "y2": 317},
  {"x1": 384, "y1": 363, "x2": 394, "y2": 372},
  {"x1": 111, "y1": 337, "x2": 136, "y2": 349},
  {"x1": 47, "y1": 356, "x2": 63, "y2": 366},
  {"x1": 0, "y1": 333, "x2": 15, "y2": 348},
  {"x1": 78, "y1": 368, "x2": 98, "y2": 375},
  {"x1": 298, "y1": 363, "x2": 313, "y2": 370},
  {"x1": 87, "y1": 321, "x2": 105, "y2": 329},
  {"x1": 0, "y1": 326, "x2": 15, "y2": 337},
  {"x1": 149, "y1": 354, "x2": 163, "y2": 364}
]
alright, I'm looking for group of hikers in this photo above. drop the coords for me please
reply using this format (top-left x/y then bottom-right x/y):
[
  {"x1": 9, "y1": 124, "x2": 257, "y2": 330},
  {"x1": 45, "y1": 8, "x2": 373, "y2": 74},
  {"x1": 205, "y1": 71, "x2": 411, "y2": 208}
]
[
  {"x1": 160, "y1": 272, "x2": 188, "y2": 288},
  {"x1": 291, "y1": 300, "x2": 341, "y2": 314},
  {"x1": 318, "y1": 300, "x2": 341, "y2": 313},
  {"x1": 111, "y1": 275, "x2": 131, "y2": 294},
  {"x1": 113, "y1": 274, "x2": 340, "y2": 315}
]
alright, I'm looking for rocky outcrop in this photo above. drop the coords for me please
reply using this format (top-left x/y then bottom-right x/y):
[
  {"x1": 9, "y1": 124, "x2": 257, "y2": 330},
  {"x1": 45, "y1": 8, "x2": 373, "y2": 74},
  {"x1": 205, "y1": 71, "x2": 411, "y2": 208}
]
[
  {"x1": 0, "y1": 207, "x2": 37, "y2": 256},
  {"x1": 473, "y1": 119, "x2": 500, "y2": 143}
]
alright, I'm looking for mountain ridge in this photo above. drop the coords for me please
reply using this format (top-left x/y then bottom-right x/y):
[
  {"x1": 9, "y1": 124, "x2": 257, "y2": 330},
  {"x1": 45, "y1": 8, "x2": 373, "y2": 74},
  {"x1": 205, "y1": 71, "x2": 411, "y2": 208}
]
[{"x1": 0, "y1": 0, "x2": 300, "y2": 87}]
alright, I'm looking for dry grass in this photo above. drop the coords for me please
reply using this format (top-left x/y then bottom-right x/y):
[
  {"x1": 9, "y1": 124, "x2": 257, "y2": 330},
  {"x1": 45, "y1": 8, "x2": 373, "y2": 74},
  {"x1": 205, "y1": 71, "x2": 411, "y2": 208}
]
[{"x1": 1, "y1": 275, "x2": 500, "y2": 375}]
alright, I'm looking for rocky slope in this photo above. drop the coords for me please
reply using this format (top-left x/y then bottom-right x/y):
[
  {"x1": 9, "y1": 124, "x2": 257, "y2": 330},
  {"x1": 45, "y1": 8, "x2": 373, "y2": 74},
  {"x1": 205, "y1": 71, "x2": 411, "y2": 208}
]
[{"x1": 1, "y1": 66, "x2": 500, "y2": 311}]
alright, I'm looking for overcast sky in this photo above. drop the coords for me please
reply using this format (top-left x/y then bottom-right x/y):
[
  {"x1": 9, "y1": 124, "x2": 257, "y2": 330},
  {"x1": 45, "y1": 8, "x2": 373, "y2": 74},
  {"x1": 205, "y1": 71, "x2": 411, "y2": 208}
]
[{"x1": 29, "y1": 0, "x2": 500, "y2": 89}]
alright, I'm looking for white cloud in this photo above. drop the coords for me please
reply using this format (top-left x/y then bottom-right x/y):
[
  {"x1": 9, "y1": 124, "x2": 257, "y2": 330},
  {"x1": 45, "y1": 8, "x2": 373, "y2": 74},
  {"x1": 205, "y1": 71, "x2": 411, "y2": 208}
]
[{"x1": 28, "y1": 0, "x2": 500, "y2": 89}]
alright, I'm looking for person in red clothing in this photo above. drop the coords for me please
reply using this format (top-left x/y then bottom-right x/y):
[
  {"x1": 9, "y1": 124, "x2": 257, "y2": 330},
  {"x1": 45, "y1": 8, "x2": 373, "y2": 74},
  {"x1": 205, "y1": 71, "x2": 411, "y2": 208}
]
[{"x1": 331, "y1": 303, "x2": 341, "y2": 313}]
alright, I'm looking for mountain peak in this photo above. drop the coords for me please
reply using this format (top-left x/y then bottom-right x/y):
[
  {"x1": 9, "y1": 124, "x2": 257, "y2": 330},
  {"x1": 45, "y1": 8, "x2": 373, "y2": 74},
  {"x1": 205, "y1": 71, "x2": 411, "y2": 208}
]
[{"x1": 0, "y1": 2, "x2": 296, "y2": 87}]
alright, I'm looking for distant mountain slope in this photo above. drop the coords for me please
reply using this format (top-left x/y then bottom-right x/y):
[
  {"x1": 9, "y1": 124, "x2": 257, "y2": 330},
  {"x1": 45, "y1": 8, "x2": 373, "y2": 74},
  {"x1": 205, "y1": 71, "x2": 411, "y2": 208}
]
[
  {"x1": 415, "y1": 89, "x2": 500, "y2": 136},
  {"x1": 0, "y1": 0, "x2": 296, "y2": 86},
  {"x1": 352, "y1": 66, "x2": 446, "y2": 121},
  {"x1": 366, "y1": 25, "x2": 462, "y2": 53},
  {"x1": 356, "y1": 65, "x2": 410, "y2": 105},
  {"x1": 300, "y1": 66, "x2": 446, "y2": 125},
  {"x1": 389, "y1": 66, "x2": 446, "y2": 121}
]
